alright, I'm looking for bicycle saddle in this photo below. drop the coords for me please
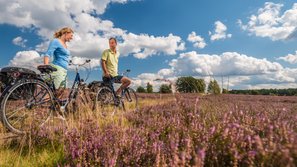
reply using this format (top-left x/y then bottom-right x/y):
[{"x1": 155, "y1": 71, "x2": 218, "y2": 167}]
[{"x1": 37, "y1": 65, "x2": 57, "y2": 74}]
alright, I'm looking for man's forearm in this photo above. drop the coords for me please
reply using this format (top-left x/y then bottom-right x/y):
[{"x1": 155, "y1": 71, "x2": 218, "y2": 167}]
[{"x1": 101, "y1": 60, "x2": 108, "y2": 75}]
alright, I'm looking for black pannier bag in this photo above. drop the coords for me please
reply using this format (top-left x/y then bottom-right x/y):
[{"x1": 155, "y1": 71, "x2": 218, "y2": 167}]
[
  {"x1": 88, "y1": 81, "x2": 102, "y2": 90},
  {"x1": 87, "y1": 81, "x2": 104, "y2": 100},
  {"x1": 0, "y1": 67, "x2": 38, "y2": 97}
]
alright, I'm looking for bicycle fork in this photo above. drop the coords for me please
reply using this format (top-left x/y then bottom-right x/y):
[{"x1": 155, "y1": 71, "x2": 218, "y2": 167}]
[{"x1": 122, "y1": 89, "x2": 133, "y2": 102}]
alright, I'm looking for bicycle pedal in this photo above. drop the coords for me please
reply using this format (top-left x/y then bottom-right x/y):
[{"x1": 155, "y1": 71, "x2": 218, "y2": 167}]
[
  {"x1": 115, "y1": 99, "x2": 121, "y2": 106},
  {"x1": 58, "y1": 99, "x2": 67, "y2": 106}
]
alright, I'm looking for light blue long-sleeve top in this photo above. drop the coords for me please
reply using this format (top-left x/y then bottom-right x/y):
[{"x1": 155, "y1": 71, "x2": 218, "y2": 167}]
[{"x1": 44, "y1": 39, "x2": 70, "y2": 69}]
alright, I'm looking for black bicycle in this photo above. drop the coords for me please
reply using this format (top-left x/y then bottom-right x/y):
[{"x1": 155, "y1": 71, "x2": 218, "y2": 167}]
[
  {"x1": 0, "y1": 60, "x2": 91, "y2": 134},
  {"x1": 94, "y1": 69, "x2": 138, "y2": 116}
]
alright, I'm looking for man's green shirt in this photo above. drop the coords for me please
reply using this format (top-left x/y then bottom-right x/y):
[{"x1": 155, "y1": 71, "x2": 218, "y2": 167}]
[{"x1": 101, "y1": 49, "x2": 119, "y2": 77}]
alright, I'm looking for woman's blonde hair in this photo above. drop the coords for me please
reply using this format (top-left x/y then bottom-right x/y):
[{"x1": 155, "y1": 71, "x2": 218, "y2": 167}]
[{"x1": 54, "y1": 27, "x2": 74, "y2": 38}]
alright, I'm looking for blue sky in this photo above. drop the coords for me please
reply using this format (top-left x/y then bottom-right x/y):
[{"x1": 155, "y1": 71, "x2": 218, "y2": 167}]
[{"x1": 1, "y1": 0, "x2": 297, "y2": 90}]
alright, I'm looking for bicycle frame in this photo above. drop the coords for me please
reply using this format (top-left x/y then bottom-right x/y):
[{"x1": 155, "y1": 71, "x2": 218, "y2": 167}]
[
  {"x1": 42, "y1": 60, "x2": 91, "y2": 112},
  {"x1": 60, "y1": 69, "x2": 81, "y2": 111}
]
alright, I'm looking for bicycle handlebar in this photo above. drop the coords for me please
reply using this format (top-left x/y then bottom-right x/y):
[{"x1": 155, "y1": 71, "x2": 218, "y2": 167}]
[
  {"x1": 68, "y1": 59, "x2": 92, "y2": 82},
  {"x1": 69, "y1": 59, "x2": 91, "y2": 66},
  {"x1": 122, "y1": 69, "x2": 131, "y2": 76}
]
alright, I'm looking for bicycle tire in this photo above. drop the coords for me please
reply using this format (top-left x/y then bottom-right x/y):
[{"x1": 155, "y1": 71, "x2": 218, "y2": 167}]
[
  {"x1": 122, "y1": 87, "x2": 138, "y2": 112},
  {"x1": 94, "y1": 86, "x2": 117, "y2": 116},
  {"x1": 0, "y1": 79, "x2": 54, "y2": 134}
]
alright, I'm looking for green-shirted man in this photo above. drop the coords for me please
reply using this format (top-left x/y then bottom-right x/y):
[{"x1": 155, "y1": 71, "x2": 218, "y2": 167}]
[{"x1": 101, "y1": 37, "x2": 131, "y2": 96}]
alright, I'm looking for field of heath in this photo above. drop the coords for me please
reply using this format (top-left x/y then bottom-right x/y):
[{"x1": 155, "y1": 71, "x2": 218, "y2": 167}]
[{"x1": 0, "y1": 93, "x2": 296, "y2": 166}]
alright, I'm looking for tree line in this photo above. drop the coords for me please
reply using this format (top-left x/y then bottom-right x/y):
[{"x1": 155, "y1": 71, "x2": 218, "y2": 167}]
[
  {"x1": 136, "y1": 76, "x2": 221, "y2": 94},
  {"x1": 228, "y1": 88, "x2": 297, "y2": 96},
  {"x1": 136, "y1": 76, "x2": 297, "y2": 96}
]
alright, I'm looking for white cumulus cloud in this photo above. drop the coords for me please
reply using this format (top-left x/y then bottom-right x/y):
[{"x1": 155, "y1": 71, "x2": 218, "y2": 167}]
[
  {"x1": 277, "y1": 51, "x2": 297, "y2": 64},
  {"x1": 9, "y1": 50, "x2": 43, "y2": 71},
  {"x1": 209, "y1": 21, "x2": 232, "y2": 41},
  {"x1": 169, "y1": 51, "x2": 282, "y2": 76},
  {"x1": 187, "y1": 31, "x2": 206, "y2": 49},
  {"x1": 120, "y1": 33, "x2": 185, "y2": 59},
  {"x1": 1, "y1": 0, "x2": 185, "y2": 66},
  {"x1": 133, "y1": 51, "x2": 297, "y2": 90},
  {"x1": 12, "y1": 36, "x2": 27, "y2": 47},
  {"x1": 239, "y1": 2, "x2": 297, "y2": 41}
]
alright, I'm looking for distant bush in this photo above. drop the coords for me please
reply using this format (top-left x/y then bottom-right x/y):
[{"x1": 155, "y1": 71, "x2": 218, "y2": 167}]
[
  {"x1": 136, "y1": 86, "x2": 146, "y2": 93},
  {"x1": 159, "y1": 84, "x2": 172, "y2": 93},
  {"x1": 176, "y1": 76, "x2": 205, "y2": 93},
  {"x1": 146, "y1": 82, "x2": 153, "y2": 93},
  {"x1": 207, "y1": 80, "x2": 221, "y2": 94}
]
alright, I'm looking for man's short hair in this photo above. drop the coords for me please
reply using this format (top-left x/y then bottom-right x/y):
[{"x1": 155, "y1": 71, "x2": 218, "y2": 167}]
[{"x1": 109, "y1": 37, "x2": 117, "y2": 44}]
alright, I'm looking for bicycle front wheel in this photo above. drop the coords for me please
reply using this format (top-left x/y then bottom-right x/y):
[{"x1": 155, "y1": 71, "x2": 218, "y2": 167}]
[
  {"x1": 122, "y1": 88, "x2": 138, "y2": 112},
  {"x1": 0, "y1": 79, "x2": 54, "y2": 134},
  {"x1": 94, "y1": 86, "x2": 117, "y2": 116}
]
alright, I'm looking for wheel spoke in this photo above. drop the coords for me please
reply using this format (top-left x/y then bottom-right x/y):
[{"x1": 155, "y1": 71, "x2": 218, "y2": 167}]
[
  {"x1": 10, "y1": 113, "x2": 26, "y2": 126},
  {"x1": 7, "y1": 106, "x2": 26, "y2": 119},
  {"x1": 95, "y1": 86, "x2": 117, "y2": 116}
]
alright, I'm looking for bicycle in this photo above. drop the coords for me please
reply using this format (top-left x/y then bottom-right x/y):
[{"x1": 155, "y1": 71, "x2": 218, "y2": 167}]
[
  {"x1": 0, "y1": 60, "x2": 92, "y2": 134},
  {"x1": 94, "y1": 69, "x2": 138, "y2": 116}
]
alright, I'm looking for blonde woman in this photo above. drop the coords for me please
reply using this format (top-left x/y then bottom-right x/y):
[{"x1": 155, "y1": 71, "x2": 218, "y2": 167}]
[{"x1": 43, "y1": 27, "x2": 73, "y2": 95}]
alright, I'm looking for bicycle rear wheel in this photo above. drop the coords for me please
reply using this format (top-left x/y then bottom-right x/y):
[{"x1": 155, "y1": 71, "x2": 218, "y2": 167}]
[
  {"x1": 94, "y1": 86, "x2": 117, "y2": 116},
  {"x1": 122, "y1": 88, "x2": 138, "y2": 112},
  {"x1": 0, "y1": 79, "x2": 54, "y2": 134}
]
